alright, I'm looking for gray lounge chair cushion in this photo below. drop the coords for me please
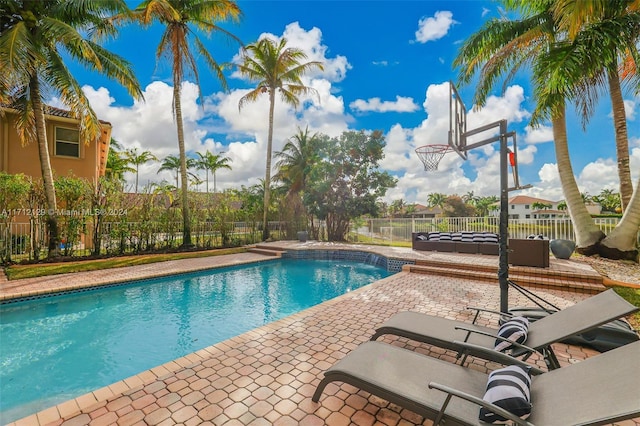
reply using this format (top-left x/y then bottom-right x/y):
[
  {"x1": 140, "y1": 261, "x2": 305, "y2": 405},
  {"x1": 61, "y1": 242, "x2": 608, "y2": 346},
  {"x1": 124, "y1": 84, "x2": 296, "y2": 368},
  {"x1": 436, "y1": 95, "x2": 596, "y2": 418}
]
[
  {"x1": 479, "y1": 365, "x2": 532, "y2": 423},
  {"x1": 495, "y1": 316, "x2": 529, "y2": 352}
]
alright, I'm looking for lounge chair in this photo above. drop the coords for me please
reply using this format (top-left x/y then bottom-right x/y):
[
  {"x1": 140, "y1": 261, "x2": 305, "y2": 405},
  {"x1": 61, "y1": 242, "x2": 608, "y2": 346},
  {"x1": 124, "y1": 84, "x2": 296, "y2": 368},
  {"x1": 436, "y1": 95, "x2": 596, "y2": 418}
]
[
  {"x1": 371, "y1": 289, "x2": 638, "y2": 369},
  {"x1": 312, "y1": 340, "x2": 640, "y2": 426}
]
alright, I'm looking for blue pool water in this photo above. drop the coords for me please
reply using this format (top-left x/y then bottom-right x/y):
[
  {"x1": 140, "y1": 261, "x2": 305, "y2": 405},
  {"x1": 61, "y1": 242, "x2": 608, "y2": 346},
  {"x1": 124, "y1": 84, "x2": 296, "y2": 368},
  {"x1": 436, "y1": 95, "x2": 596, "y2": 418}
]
[{"x1": 0, "y1": 258, "x2": 392, "y2": 423}]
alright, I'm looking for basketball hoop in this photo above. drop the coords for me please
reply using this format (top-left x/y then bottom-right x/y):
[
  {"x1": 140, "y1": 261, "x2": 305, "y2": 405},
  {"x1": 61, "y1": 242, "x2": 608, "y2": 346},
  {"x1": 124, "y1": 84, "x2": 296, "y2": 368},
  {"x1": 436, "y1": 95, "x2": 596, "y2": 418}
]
[{"x1": 415, "y1": 144, "x2": 451, "y2": 171}]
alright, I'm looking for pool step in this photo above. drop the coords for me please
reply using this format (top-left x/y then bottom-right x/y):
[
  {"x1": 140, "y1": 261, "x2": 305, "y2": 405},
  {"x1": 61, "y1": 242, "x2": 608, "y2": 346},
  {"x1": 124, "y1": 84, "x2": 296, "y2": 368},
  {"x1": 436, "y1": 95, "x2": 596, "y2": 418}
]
[
  {"x1": 248, "y1": 246, "x2": 286, "y2": 257},
  {"x1": 405, "y1": 262, "x2": 605, "y2": 294}
]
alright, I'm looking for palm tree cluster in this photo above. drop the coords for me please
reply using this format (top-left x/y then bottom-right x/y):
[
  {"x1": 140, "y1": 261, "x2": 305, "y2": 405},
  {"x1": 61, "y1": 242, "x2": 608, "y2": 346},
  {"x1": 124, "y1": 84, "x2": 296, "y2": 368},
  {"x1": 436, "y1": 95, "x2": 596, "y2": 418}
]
[
  {"x1": 106, "y1": 141, "x2": 233, "y2": 194},
  {"x1": 453, "y1": 0, "x2": 639, "y2": 260}
]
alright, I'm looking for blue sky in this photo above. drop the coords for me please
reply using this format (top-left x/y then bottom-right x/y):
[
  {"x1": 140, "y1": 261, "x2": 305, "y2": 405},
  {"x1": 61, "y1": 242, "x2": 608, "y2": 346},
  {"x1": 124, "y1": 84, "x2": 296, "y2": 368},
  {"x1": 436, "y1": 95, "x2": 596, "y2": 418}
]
[{"x1": 59, "y1": 0, "x2": 639, "y2": 203}]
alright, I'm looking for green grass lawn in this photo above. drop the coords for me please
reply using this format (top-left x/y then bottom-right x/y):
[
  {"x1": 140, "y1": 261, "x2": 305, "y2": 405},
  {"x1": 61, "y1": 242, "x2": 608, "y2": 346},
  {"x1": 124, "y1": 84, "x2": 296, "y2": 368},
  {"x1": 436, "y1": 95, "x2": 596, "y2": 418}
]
[{"x1": 4, "y1": 247, "x2": 247, "y2": 280}]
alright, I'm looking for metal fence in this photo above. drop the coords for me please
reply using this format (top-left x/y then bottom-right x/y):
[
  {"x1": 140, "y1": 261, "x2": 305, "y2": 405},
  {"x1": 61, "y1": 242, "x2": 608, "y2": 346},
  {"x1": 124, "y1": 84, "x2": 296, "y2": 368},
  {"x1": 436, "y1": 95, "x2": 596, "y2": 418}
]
[{"x1": 0, "y1": 216, "x2": 630, "y2": 263}]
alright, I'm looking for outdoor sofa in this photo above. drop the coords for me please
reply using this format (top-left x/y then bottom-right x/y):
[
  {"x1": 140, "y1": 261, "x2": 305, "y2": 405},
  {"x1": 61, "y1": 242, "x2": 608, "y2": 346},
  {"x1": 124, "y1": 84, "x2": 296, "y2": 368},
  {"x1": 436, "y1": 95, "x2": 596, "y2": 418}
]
[{"x1": 412, "y1": 232, "x2": 499, "y2": 255}]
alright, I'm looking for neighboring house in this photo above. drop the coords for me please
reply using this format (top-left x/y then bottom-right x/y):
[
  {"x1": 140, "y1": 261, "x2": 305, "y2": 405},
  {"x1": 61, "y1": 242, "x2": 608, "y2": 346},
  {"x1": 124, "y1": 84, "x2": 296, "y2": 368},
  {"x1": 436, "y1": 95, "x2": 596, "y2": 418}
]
[
  {"x1": 0, "y1": 104, "x2": 112, "y2": 182},
  {"x1": 411, "y1": 204, "x2": 443, "y2": 218},
  {"x1": 490, "y1": 195, "x2": 565, "y2": 220}
]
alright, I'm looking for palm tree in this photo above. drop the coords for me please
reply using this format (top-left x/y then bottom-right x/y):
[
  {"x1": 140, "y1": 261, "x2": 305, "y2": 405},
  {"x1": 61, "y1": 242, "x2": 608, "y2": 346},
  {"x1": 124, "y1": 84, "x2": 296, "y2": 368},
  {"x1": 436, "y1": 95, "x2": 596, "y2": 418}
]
[
  {"x1": 453, "y1": 1, "x2": 606, "y2": 254},
  {"x1": 550, "y1": 0, "x2": 639, "y2": 211},
  {"x1": 0, "y1": 0, "x2": 142, "y2": 257},
  {"x1": 475, "y1": 195, "x2": 499, "y2": 217},
  {"x1": 106, "y1": 139, "x2": 136, "y2": 183},
  {"x1": 196, "y1": 151, "x2": 232, "y2": 193},
  {"x1": 274, "y1": 127, "x2": 321, "y2": 196},
  {"x1": 427, "y1": 193, "x2": 447, "y2": 211},
  {"x1": 234, "y1": 37, "x2": 324, "y2": 241},
  {"x1": 123, "y1": 0, "x2": 241, "y2": 247},
  {"x1": 159, "y1": 155, "x2": 197, "y2": 188},
  {"x1": 126, "y1": 148, "x2": 158, "y2": 193}
]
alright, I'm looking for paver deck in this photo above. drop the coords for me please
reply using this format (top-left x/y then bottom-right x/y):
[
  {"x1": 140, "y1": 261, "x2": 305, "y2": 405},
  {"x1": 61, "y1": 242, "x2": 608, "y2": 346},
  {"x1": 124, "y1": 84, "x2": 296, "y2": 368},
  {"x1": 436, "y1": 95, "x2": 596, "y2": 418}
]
[{"x1": 2, "y1": 243, "x2": 638, "y2": 426}]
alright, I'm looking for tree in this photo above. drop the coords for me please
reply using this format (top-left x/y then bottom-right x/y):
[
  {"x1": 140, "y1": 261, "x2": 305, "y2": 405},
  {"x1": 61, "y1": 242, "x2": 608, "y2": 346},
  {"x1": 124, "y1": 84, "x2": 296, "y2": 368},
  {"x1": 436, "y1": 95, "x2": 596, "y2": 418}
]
[
  {"x1": 274, "y1": 127, "x2": 321, "y2": 197},
  {"x1": 475, "y1": 195, "x2": 499, "y2": 217},
  {"x1": 550, "y1": 0, "x2": 639, "y2": 211},
  {"x1": 532, "y1": 202, "x2": 552, "y2": 210},
  {"x1": 159, "y1": 155, "x2": 196, "y2": 188},
  {"x1": 443, "y1": 195, "x2": 476, "y2": 217},
  {"x1": 124, "y1": 0, "x2": 241, "y2": 247},
  {"x1": 531, "y1": 0, "x2": 640, "y2": 259},
  {"x1": 126, "y1": 148, "x2": 158, "y2": 193},
  {"x1": 0, "y1": 0, "x2": 142, "y2": 257},
  {"x1": 235, "y1": 37, "x2": 324, "y2": 241},
  {"x1": 196, "y1": 151, "x2": 232, "y2": 193},
  {"x1": 303, "y1": 130, "x2": 397, "y2": 241},
  {"x1": 427, "y1": 193, "x2": 447, "y2": 211},
  {"x1": 453, "y1": 0, "x2": 606, "y2": 255},
  {"x1": 390, "y1": 199, "x2": 407, "y2": 218},
  {"x1": 105, "y1": 139, "x2": 135, "y2": 183},
  {"x1": 592, "y1": 189, "x2": 622, "y2": 213}
]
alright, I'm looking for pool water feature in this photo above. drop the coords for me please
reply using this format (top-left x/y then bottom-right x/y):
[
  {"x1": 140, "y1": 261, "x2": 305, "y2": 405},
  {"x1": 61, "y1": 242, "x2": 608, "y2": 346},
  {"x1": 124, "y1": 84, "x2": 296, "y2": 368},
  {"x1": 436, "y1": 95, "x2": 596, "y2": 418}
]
[{"x1": 0, "y1": 258, "x2": 393, "y2": 423}]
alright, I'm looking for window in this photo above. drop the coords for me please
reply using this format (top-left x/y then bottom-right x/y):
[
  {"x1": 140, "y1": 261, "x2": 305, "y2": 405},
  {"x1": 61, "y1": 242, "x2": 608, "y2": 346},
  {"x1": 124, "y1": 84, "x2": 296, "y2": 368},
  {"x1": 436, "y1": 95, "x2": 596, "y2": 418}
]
[
  {"x1": 525, "y1": 204, "x2": 530, "y2": 209},
  {"x1": 55, "y1": 127, "x2": 80, "y2": 158},
  {"x1": 525, "y1": 214, "x2": 530, "y2": 219},
  {"x1": 511, "y1": 205, "x2": 515, "y2": 210}
]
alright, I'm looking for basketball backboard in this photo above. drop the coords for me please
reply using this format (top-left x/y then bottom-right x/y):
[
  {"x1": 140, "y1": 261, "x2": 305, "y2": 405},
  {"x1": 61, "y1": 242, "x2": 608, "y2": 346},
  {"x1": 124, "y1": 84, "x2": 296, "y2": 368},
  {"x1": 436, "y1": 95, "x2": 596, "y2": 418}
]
[{"x1": 448, "y1": 81, "x2": 467, "y2": 160}]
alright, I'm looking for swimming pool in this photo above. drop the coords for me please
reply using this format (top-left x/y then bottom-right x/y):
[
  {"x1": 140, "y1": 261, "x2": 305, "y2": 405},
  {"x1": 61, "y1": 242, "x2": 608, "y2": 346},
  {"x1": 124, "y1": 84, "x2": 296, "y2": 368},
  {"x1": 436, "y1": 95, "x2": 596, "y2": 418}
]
[{"x1": 0, "y1": 258, "x2": 393, "y2": 423}]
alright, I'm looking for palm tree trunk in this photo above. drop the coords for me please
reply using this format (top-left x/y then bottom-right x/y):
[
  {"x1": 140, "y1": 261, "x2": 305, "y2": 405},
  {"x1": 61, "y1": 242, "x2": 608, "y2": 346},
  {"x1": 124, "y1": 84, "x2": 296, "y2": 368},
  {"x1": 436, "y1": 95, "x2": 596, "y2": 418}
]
[
  {"x1": 206, "y1": 169, "x2": 209, "y2": 193},
  {"x1": 30, "y1": 76, "x2": 60, "y2": 257},
  {"x1": 174, "y1": 82, "x2": 192, "y2": 247},
  {"x1": 598, "y1": 176, "x2": 640, "y2": 261},
  {"x1": 135, "y1": 164, "x2": 139, "y2": 193},
  {"x1": 551, "y1": 108, "x2": 604, "y2": 253},
  {"x1": 608, "y1": 67, "x2": 633, "y2": 212},
  {"x1": 262, "y1": 89, "x2": 276, "y2": 241}
]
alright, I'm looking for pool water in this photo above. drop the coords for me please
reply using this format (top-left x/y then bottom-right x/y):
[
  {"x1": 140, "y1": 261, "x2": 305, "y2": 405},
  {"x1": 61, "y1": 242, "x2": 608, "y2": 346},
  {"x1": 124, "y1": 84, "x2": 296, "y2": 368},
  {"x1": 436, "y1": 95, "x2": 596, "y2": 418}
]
[{"x1": 0, "y1": 258, "x2": 392, "y2": 423}]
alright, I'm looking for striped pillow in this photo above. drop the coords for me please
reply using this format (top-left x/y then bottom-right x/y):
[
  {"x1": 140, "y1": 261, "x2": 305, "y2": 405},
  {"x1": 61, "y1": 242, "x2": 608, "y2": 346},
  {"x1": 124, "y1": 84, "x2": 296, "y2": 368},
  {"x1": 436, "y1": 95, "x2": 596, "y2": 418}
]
[
  {"x1": 495, "y1": 316, "x2": 529, "y2": 352},
  {"x1": 479, "y1": 365, "x2": 532, "y2": 423}
]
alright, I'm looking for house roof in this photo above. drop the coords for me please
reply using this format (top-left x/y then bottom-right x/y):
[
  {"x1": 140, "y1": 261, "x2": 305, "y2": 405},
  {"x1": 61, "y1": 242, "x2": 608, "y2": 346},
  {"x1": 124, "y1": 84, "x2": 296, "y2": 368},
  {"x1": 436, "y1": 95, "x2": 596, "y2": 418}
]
[
  {"x1": 0, "y1": 103, "x2": 112, "y2": 126},
  {"x1": 508, "y1": 195, "x2": 557, "y2": 205}
]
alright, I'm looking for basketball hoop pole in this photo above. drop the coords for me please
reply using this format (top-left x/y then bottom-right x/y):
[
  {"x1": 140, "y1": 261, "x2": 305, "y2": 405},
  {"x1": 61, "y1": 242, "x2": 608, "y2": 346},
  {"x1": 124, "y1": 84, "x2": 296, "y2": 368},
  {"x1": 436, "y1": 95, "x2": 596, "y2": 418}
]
[
  {"x1": 454, "y1": 118, "x2": 524, "y2": 313},
  {"x1": 428, "y1": 81, "x2": 533, "y2": 313},
  {"x1": 498, "y1": 121, "x2": 509, "y2": 314}
]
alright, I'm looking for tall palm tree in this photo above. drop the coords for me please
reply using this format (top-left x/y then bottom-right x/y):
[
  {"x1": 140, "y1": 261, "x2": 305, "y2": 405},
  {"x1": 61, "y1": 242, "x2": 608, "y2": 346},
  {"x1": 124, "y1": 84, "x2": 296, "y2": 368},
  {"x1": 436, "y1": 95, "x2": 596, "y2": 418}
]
[
  {"x1": 196, "y1": 150, "x2": 232, "y2": 193},
  {"x1": 126, "y1": 148, "x2": 158, "y2": 193},
  {"x1": 453, "y1": 0, "x2": 606, "y2": 254},
  {"x1": 123, "y1": 0, "x2": 241, "y2": 247},
  {"x1": 550, "y1": 0, "x2": 639, "y2": 211},
  {"x1": 0, "y1": 0, "x2": 142, "y2": 257},
  {"x1": 235, "y1": 37, "x2": 324, "y2": 241}
]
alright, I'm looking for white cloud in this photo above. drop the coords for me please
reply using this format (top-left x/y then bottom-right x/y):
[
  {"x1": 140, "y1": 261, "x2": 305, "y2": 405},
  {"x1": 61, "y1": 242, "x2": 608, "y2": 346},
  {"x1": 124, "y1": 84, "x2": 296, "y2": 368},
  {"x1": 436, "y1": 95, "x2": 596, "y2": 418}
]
[
  {"x1": 414, "y1": 11, "x2": 457, "y2": 43},
  {"x1": 230, "y1": 22, "x2": 351, "y2": 83},
  {"x1": 70, "y1": 20, "x2": 633, "y2": 208},
  {"x1": 349, "y1": 96, "x2": 419, "y2": 113},
  {"x1": 524, "y1": 125, "x2": 553, "y2": 144},
  {"x1": 624, "y1": 98, "x2": 637, "y2": 121}
]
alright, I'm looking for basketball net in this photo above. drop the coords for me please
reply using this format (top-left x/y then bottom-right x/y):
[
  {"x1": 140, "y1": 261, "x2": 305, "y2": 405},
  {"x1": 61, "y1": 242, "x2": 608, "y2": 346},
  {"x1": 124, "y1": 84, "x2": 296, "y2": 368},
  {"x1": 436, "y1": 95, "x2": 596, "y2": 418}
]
[{"x1": 415, "y1": 144, "x2": 452, "y2": 171}]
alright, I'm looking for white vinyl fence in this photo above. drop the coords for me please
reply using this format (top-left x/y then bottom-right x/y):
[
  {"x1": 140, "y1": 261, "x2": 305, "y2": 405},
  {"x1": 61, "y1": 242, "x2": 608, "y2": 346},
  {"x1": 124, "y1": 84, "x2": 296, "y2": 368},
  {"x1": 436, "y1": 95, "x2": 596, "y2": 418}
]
[{"x1": 349, "y1": 217, "x2": 625, "y2": 244}]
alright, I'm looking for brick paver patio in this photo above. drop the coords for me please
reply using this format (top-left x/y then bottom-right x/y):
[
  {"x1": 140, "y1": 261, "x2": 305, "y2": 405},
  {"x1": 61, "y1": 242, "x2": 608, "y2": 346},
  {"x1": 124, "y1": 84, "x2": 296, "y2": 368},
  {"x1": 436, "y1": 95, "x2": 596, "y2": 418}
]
[{"x1": 2, "y1": 243, "x2": 638, "y2": 426}]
